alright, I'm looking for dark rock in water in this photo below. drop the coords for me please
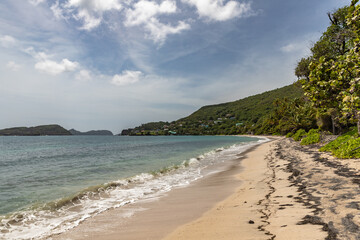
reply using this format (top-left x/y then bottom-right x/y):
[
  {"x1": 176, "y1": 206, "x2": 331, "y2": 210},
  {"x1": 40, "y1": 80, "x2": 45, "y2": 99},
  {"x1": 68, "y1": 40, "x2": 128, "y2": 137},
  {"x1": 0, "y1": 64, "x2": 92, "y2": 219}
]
[
  {"x1": 69, "y1": 129, "x2": 113, "y2": 136},
  {"x1": 0, "y1": 124, "x2": 71, "y2": 136},
  {"x1": 248, "y1": 220, "x2": 255, "y2": 224}
]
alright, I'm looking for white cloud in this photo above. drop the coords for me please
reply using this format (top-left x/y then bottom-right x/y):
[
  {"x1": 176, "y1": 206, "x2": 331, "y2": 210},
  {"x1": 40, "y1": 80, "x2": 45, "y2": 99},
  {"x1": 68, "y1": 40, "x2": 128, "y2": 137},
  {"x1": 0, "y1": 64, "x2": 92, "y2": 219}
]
[
  {"x1": 29, "y1": 0, "x2": 46, "y2": 6},
  {"x1": 111, "y1": 70, "x2": 142, "y2": 86},
  {"x1": 51, "y1": 1, "x2": 66, "y2": 20},
  {"x1": 0, "y1": 35, "x2": 17, "y2": 48},
  {"x1": 280, "y1": 40, "x2": 312, "y2": 57},
  {"x1": 125, "y1": 0, "x2": 176, "y2": 26},
  {"x1": 35, "y1": 58, "x2": 79, "y2": 75},
  {"x1": 6, "y1": 61, "x2": 21, "y2": 71},
  {"x1": 280, "y1": 43, "x2": 299, "y2": 53},
  {"x1": 74, "y1": 9, "x2": 102, "y2": 30},
  {"x1": 182, "y1": 0, "x2": 253, "y2": 21},
  {"x1": 66, "y1": 0, "x2": 122, "y2": 12},
  {"x1": 76, "y1": 69, "x2": 92, "y2": 81},
  {"x1": 145, "y1": 19, "x2": 190, "y2": 44},
  {"x1": 62, "y1": 0, "x2": 122, "y2": 30},
  {"x1": 23, "y1": 47, "x2": 79, "y2": 75},
  {"x1": 24, "y1": 48, "x2": 79, "y2": 75},
  {"x1": 125, "y1": 0, "x2": 190, "y2": 44}
]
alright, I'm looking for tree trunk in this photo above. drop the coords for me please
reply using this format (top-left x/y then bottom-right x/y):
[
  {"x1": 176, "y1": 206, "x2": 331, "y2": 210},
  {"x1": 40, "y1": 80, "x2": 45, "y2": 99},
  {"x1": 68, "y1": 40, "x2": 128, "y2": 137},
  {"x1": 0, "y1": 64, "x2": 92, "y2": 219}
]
[{"x1": 331, "y1": 116, "x2": 336, "y2": 135}]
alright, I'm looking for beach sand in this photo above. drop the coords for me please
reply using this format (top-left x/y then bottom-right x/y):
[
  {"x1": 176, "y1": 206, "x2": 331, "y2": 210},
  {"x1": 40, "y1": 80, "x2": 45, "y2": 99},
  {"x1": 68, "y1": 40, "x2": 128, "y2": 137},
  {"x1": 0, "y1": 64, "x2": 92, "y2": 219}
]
[
  {"x1": 163, "y1": 138, "x2": 326, "y2": 240},
  {"x1": 51, "y1": 137, "x2": 360, "y2": 240}
]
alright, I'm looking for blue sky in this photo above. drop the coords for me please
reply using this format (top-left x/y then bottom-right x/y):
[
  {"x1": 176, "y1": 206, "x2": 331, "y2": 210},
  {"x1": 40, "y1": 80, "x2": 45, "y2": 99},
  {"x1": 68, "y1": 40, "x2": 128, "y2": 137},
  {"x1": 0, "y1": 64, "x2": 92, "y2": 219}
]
[{"x1": 0, "y1": 0, "x2": 349, "y2": 133}]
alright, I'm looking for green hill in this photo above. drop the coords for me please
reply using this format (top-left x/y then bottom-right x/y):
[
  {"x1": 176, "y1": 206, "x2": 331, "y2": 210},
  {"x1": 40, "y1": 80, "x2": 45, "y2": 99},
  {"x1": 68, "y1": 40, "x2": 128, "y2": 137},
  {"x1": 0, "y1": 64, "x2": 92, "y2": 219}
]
[
  {"x1": 122, "y1": 83, "x2": 304, "y2": 135},
  {"x1": 182, "y1": 83, "x2": 303, "y2": 124},
  {"x1": 0, "y1": 124, "x2": 72, "y2": 136}
]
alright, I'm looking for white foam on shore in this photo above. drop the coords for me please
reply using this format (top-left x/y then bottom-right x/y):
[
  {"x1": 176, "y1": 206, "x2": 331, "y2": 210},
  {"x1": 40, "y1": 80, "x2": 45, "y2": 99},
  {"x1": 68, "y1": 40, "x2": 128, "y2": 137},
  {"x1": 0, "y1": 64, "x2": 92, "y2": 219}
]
[{"x1": 0, "y1": 137, "x2": 268, "y2": 240}]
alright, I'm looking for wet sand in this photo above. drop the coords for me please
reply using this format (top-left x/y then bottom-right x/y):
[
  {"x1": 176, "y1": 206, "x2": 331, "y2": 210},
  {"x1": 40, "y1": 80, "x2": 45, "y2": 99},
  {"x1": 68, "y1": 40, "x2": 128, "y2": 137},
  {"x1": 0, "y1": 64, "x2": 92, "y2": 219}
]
[{"x1": 51, "y1": 137, "x2": 360, "y2": 240}]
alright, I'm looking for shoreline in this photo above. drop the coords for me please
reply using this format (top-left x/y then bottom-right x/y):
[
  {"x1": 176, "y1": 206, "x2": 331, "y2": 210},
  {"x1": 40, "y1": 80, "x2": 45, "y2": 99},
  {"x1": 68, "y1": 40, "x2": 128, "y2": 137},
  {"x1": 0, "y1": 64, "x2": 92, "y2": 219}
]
[
  {"x1": 50, "y1": 136, "x2": 360, "y2": 239},
  {"x1": 49, "y1": 140, "x2": 267, "y2": 240},
  {"x1": 1, "y1": 135, "x2": 259, "y2": 240}
]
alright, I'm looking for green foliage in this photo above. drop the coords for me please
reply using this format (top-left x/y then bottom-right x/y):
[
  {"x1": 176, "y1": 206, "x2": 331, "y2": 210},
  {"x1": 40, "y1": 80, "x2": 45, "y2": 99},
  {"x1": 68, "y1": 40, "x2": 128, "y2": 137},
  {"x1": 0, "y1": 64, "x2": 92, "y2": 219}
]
[
  {"x1": 301, "y1": 129, "x2": 321, "y2": 145},
  {"x1": 295, "y1": 57, "x2": 312, "y2": 80},
  {"x1": 308, "y1": 129, "x2": 320, "y2": 134},
  {"x1": 123, "y1": 84, "x2": 304, "y2": 136},
  {"x1": 320, "y1": 127, "x2": 360, "y2": 158},
  {"x1": 298, "y1": 3, "x2": 360, "y2": 134},
  {"x1": 255, "y1": 97, "x2": 316, "y2": 135},
  {"x1": 299, "y1": 5, "x2": 354, "y2": 114},
  {"x1": 286, "y1": 132, "x2": 294, "y2": 138},
  {"x1": 333, "y1": 138, "x2": 360, "y2": 158},
  {"x1": 311, "y1": 6, "x2": 353, "y2": 61},
  {"x1": 181, "y1": 84, "x2": 303, "y2": 124},
  {"x1": 293, "y1": 129, "x2": 307, "y2": 141},
  {"x1": 320, "y1": 128, "x2": 358, "y2": 152}
]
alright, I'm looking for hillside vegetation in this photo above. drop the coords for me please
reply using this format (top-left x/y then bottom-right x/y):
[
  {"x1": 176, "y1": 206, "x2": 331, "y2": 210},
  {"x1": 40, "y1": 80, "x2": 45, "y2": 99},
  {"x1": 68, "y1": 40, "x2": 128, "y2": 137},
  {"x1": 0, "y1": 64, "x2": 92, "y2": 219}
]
[
  {"x1": 182, "y1": 83, "x2": 303, "y2": 123},
  {"x1": 122, "y1": 83, "x2": 305, "y2": 135}
]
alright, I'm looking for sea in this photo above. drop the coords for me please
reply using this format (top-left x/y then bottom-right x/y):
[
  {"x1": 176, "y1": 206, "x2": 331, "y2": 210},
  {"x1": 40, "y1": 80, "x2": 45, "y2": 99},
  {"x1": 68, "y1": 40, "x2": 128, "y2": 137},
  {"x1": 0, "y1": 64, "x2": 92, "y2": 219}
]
[{"x1": 0, "y1": 135, "x2": 267, "y2": 239}]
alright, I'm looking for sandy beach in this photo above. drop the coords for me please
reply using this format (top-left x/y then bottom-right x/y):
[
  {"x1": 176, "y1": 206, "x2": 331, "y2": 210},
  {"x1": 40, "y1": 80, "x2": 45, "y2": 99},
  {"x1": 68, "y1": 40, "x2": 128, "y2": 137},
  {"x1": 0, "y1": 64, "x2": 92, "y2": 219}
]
[{"x1": 50, "y1": 137, "x2": 360, "y2": 240}]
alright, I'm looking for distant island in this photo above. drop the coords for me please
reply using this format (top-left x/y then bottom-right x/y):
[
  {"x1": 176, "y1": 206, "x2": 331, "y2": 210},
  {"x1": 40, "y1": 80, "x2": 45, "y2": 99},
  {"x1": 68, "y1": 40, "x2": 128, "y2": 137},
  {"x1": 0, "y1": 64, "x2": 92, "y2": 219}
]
[
  {"x1": 0, "y1": 124, "x2": 71, "y2": 136},
  {"x1": 69, "y1": 129, "x2": 113, "y2": 136},
  {"x1": 0, "y1": 125, "x2": 114, "y2": 136}
]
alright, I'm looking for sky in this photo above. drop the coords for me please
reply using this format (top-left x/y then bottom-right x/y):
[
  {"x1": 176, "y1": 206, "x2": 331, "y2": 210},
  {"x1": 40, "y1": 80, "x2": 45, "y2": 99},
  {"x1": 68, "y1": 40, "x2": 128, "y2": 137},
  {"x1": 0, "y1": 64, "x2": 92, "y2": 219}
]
[{"x1": 0, "y1": 0, "x2": 350, "y2": 133}]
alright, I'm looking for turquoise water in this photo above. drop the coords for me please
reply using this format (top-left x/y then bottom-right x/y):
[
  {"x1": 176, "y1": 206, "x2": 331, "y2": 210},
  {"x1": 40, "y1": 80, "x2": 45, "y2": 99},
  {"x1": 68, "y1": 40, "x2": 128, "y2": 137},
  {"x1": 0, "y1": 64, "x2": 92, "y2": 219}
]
[{"x1": 0, "y1": 135, "x2": 261, "y2": 239}]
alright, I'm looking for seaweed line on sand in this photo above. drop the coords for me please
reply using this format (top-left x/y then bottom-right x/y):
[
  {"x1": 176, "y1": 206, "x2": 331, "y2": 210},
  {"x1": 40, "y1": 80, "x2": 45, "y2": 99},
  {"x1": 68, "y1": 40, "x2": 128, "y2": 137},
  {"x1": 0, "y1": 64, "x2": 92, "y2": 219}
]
[
  {"x1": 275, "y1": 141, "x2": 338, "y2": 240},
  {"x1": 256, "y1": 153, "x2": 277, "y2": 240}
]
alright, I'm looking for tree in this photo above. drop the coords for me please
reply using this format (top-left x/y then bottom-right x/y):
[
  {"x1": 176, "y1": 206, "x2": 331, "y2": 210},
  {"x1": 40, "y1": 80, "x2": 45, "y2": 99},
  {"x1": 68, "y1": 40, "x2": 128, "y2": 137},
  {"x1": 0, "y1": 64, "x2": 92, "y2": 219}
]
[
  {"x1": 301, "y1": 1, "x2": 360, "y2": 134},
  {"x1": 255, "y1": 98, "x2": 316, "y2": 135},
  {"x1": 298, "y1": 3, "x2": 360, "y2": 134},
  {"x1": 295, "y1": 5, "x2": 355, "y2": 81},
  {"x1": 301, "y1": 56, "x2": 345, "y2": 134},
  {"x1": 336, "y1": 0, "x2": 360, "y2": 133},
  {"x1": 311, "y1": 6, "x2": 354, "y2": 61},
  {"x1": 295, "y1": 57, "x2": 312, "y2": 80}
]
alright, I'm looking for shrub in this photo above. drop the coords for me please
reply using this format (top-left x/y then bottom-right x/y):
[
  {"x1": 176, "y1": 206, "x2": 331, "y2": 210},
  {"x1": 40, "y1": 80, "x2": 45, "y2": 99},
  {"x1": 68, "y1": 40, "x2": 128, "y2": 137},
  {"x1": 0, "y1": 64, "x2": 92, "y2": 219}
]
[
  {"x1": 307, "y1": 129, "x2": 319, "y2": 134},
  {"x1": 320, "y1": 127, "x2": 358, "y2": 152},
  {"x1": 293, "y1": 129, "x2": 307, "y2": 141},
  {"x1": 319, "y1": 134, "x2": 352, "y2": 152},
  {"x1": 301, "y1": 129, "x2": 320, "y2": 145},
  {"x1": 286, "y1": 132, "x2": 294, "y2": 138},
  {"x1": 333, "y1": 138, "x2": 360, "y2": 158},
  {"x1": 320, "y1": 127, "x2": 360, "y2": 158}
]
